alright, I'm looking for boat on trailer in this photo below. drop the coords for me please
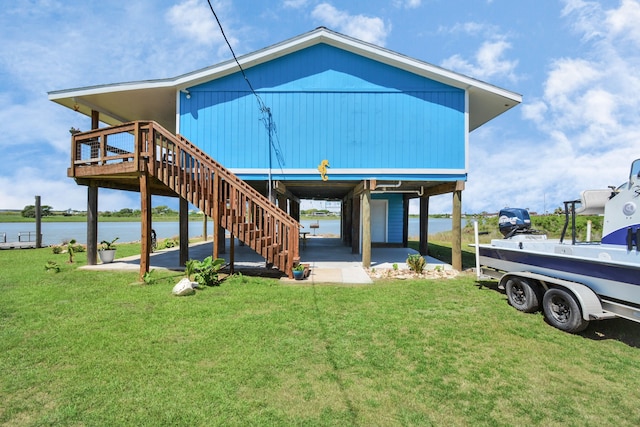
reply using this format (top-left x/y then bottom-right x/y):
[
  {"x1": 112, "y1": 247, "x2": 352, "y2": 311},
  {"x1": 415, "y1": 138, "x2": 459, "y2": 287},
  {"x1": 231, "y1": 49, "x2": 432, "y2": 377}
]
[{"x1": 474, "y1": 158, "x2": 640, "y2": 333}]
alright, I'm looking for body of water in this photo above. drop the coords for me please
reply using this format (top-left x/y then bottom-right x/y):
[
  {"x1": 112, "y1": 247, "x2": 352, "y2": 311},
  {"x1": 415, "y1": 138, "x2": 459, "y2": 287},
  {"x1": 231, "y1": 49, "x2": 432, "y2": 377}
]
[
  {"x1": 0, "y1": 217, "x2": 463, "y2": 246},
  {"x1": 300, "y1": 217, "x2": 465, "y2": 238},
  {"x1": 0, "y1": 221, "x2": 211, "y2": 246}
]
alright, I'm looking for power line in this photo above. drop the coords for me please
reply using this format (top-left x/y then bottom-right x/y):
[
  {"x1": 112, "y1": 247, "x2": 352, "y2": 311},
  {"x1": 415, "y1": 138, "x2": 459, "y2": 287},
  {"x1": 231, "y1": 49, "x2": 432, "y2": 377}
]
[
  {"x1": 205, "y1": 0, "x2": 286, "y2": 198},
  {"x1": 206, "y1": 0, "x2": 266, "y2": 112}
]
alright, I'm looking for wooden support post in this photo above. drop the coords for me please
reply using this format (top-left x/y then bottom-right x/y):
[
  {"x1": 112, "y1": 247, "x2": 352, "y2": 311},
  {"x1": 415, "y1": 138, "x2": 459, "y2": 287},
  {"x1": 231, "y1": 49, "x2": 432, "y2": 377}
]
[
  {"x1": 452, "y1": 186, "x2": 463, "y2": 271},
  {"x1": 202, "y1": 214, "x2": 208, "y2": 241},
  {"x1": 290, "y1": 199, "x2": 300, "y2": 222},
  {"x1": 351, "y1": 195, "x2": 360, "y2": 254},
  {"x1": 87, "y1": 184, "x2": 98, "y2": 265},
  {"x1": 362, "y1": 189, "x2": 371, "y2": 268},
  {"x1": 91, "y1": 110, "x2": 99, "y2": 129},
  {"x1": 140, "y1": 172, "x2": 151, "y2": 279},
  {"x1": 402, "y1": 195, "x2": 410, "y2": 248},
  {"x1": 213, "y1": 222, "x2": 220, "y2": 259},
  {"x1": 419, "y1": 195, "x2": 429, "y2": 255},
  {"x1": 87, "y1": 110, "x2": 100, "y2": 265},
  {"x1": 35, "y1": 195, "x2": 42, "y2": 249},
  {"x1": 340, "y1": 199, "x2": 346, "y2": 245},
  {"x1": 179, "y1": 197, "x2": 189, "y2": 266},
  {"x1": 217, "y1": 224, "x2": 226, "y2": 255},
  {"x1": 229, "y1": 233, "x2": 235, "y2": 275},
  {"x1": 277, "y1": 193, "x2": 287, "y2": 212},
  {"x1": 213, "y1": 174, "x2": 221, "y2": 258},
  {"x1": 343, "y1": 198, "x2": 352, "y2": 246}
]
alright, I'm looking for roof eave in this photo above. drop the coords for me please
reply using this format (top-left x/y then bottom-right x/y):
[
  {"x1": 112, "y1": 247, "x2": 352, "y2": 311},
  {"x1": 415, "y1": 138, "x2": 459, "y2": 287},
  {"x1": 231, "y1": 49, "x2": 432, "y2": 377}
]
[{"x1": 47, "y1": 27, "x2": 521, "y2": 130}]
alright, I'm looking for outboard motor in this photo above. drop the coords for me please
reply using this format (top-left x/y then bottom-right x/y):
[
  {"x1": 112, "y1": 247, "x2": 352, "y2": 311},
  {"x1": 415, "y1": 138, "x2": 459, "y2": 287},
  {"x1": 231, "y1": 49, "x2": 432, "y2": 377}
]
[{"x1": 499, "y1": 208, "x2": 531, "y2": 238}]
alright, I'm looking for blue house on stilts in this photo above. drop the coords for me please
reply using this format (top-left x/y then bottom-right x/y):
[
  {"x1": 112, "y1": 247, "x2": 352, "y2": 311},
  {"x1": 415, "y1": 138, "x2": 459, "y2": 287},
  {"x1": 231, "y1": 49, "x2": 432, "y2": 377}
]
[{"x1": 49, "y1": 27, "x2": 521, "y2": 277}]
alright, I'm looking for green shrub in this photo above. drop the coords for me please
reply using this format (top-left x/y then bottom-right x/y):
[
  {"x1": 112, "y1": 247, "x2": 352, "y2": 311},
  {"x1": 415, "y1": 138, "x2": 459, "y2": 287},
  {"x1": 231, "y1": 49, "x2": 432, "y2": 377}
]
[
  {"x1": 142, "y1": 269, "x2": 156, "y2": 285},
  {"x1": 406, "y1": 253, "x2": 426, "y2": 273},
  {"x1": 464, "y1": 214, "x2": 604, "y2": 241},
  {"x1": 66, "y1": 239, "x2": 77, "y2": 263},
  {"x1": 158, "y1": 238, "x2": 177, "y2": 250},
  {"x1": 189, "y1": 256, "x2": 226, "y2": 287},
  {"x1": 185, "y1": 259, "x2": 198, "y2": 281},
  {"x1": 44, "y1": 260, "x2": 61, "y2": 273},
  {"x1": 100, "y1": 237, "x2": 119, "y2": 250}
]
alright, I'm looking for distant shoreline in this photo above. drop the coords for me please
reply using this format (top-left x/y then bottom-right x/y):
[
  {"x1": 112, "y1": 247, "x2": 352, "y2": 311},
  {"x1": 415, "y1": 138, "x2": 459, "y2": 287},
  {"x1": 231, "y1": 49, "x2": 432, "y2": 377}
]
[
  {"x1": 0, "y1": 213, "x2": 450, "y2": 223},
  {"x1": 0, "y1": 215, "x2": 205, "y2": 224},
  {"x1": 0, "y1": 214, "x2": 446, "y2": 224}
]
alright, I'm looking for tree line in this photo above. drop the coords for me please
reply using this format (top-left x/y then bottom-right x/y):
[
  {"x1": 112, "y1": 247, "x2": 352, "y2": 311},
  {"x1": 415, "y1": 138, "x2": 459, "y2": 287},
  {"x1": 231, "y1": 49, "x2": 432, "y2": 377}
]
[{"x1": 20, "y1": 205, "x2": 184, "y2": 218}]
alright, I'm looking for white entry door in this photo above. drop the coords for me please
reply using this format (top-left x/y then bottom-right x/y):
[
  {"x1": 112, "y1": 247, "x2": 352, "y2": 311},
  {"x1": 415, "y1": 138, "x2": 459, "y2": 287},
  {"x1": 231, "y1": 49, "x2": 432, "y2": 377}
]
[{"x1": 370, "y1": 199, "x2": 388, "y2": 243}]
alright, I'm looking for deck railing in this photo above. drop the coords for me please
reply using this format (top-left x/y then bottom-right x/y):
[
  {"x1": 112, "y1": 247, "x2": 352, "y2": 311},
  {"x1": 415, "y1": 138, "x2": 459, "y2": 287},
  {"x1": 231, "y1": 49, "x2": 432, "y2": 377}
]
[{"x1": 71, "y1": 121, "x2": 299, "y2": 276}]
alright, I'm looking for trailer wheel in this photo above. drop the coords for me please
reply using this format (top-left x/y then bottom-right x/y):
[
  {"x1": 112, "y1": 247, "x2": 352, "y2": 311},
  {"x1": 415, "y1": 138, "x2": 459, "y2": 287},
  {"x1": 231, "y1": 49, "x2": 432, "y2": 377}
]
[
  {"x1": 542, "y1": 288, "x2": 589, "y2": 333},
  {"x1": 505, "y1": 277, "x2": 541, "y2": 313}
]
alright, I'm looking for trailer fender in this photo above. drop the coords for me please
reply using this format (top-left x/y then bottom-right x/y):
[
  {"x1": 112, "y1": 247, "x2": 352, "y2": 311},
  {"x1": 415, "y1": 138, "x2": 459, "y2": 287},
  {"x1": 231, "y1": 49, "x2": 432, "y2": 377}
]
[{"x1": 499, "y1": 272, "x2": 604, "y2": 321}]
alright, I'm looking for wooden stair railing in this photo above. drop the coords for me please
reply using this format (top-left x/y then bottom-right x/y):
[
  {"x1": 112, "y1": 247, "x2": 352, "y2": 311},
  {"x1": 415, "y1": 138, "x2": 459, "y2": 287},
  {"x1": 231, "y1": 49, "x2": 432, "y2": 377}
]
[{"x1": 70, "y1": 121, "x2": 300, "y2": 277}]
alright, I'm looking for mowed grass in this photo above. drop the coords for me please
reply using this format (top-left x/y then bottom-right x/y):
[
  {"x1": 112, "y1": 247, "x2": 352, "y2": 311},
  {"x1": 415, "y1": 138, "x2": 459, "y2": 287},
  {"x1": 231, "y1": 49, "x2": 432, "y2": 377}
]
[{"x1": 2, "y1": 247, "x2": 640, "y2": 426}]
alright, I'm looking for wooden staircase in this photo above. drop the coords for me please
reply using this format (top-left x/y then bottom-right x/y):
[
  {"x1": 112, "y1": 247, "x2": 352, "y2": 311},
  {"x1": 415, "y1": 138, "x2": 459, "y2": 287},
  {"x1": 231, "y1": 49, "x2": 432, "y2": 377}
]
[{"x1": 69, "y1": 121, "x2": 300, "y2": 277}]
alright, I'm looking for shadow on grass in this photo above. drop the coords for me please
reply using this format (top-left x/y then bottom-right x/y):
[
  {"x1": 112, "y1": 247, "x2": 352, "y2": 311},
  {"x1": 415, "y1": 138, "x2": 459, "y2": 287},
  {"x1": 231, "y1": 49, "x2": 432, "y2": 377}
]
[
  {"x1": 407, "y1": 240, "x2": 477, "y2": 270},
  {"x1": 577, "y1": 318, "x2": 640, "y2": 348},
  {"x1": 477, "y1": 279, "x2": 640, "y2": 348}
]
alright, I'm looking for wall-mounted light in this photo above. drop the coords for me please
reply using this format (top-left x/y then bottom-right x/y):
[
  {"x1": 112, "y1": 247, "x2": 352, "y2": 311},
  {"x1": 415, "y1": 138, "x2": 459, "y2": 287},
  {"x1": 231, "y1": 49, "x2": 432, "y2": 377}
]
[{"x1": 180, "y1": 89, "x2": 191, "y2": 99}]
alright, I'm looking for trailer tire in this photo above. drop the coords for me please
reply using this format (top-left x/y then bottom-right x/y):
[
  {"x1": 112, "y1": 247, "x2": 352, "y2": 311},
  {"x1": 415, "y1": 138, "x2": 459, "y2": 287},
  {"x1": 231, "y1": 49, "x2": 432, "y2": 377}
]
[
  {"x1": 542, "y1": 288, "x2": 589, "y2": 333},
  {"x1": 505, "y1": 277, "x2": 541, "y2": 313}
]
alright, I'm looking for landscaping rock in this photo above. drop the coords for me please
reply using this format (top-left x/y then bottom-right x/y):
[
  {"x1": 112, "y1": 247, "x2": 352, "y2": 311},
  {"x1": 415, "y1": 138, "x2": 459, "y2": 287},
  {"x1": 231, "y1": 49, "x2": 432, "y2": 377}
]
[
  {"x1": 366, "y1": 268, "x2": 459, "y2": 280},
  {"x1": 172, "y1": 278, "x2": 197, "y2": 296}
]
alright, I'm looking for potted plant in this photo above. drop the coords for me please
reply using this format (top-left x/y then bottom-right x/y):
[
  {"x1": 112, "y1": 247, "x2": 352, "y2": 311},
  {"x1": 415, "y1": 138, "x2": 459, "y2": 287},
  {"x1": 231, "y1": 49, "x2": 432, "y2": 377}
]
[
  {"x1": 292, "y1": 263, "x2": 305, "y2": 280},
  {"x1": 98, "y1": 237, "x2": 119, "y2": 264}
]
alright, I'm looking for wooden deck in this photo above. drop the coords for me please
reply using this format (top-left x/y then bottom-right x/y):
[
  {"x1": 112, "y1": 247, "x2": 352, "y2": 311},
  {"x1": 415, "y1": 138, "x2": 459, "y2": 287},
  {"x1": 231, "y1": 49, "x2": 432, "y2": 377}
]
[
  {"x1": 0, "y1": 241, "x2": 37, "y2": 250},
  {"x1": 0, "y1": 231, "x2": 39, "y2": 249}
]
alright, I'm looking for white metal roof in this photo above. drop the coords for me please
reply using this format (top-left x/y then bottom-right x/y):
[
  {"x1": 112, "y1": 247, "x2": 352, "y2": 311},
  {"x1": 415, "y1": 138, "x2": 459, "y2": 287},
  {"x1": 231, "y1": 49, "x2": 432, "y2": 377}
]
[{"x1": 48, "y1": 27, "x2": 522, "y2": 133}]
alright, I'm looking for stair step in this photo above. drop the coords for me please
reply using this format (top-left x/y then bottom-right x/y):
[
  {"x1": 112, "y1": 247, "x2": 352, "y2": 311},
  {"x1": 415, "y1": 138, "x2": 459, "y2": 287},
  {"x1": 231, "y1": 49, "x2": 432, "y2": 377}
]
[
  {"x1": 249, "y1": 229, "x2": 263, "y2": 238},
  {"x1": 135, "y1": 122, "x2": 300, "y2": 277},
  {"x1": 261, "y1": 242, "x2": 281, "y2": 259},
  {"x1": 260, "y1": 237, "x2": 273, "y2": 246}
]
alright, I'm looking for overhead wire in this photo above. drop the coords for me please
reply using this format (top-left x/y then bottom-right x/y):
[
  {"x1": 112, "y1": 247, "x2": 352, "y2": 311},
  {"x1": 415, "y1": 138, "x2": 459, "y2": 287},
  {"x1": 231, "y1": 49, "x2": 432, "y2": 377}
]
[
  {"x1": 205, "y1": 0, "x2": 264, "y2": 111},
  {"x1": 205, "y1": 0, "x2": 286, "y2": 178}
]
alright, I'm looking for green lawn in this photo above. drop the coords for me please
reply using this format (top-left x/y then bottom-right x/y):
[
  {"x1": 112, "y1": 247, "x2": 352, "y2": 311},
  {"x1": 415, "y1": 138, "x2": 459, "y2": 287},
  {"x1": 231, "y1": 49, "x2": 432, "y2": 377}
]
[{"x1": 2, "y1": 246, "x2": 640, "y2": 426}]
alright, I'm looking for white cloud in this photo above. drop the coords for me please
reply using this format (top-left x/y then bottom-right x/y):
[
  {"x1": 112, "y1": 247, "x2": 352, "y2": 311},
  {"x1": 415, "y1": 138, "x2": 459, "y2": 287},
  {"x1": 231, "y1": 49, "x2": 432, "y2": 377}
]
[
  {"x1": 438, "y1": 22, "x2": 518, "y2": 83},
  {"x1": 166, "y1": 0, "x2": 229, "y2": 48},
  {"x1": 393, "y1": 0, "x2": 422, "y2": 9},
  {"x1": 0, "y1": 1, "x2": 240, "y2": 210},
  {"x1": 502, "y1": 0, "x2": 640, "y2": 213},
  {"x1": 606, "y1": 0, "x2": 640, "y2": 44},
  {"x1": 282, "y1": 0, "x2": 309, "y2": 8},
  {"x1": 527, "y1": 1, "x2": 640, "y2": 151},
  {"x1": 561, "y1": 0, "x2": 605, "y2": 41},
  {"x1": 441, "y1": 38, "x2": 518, "y2": 82},
  {"x1": 428, "y1": 0, "x2": 640, "y2": 215},
  {"x1": 543, "y1": 58, "x2": 601, "y2": 100},
  {"x1": 441, "y1": 21, "x2": 495, "y2": 36},
  {"x1": 311, "y1": 3, "x2": 391, "y2": 46},
  {"x1": 520, "y1": 100, "x2": 548, "y2": 125},
  {"x1": 0, "y1": 163, "x2": 137, "y2": 212}
]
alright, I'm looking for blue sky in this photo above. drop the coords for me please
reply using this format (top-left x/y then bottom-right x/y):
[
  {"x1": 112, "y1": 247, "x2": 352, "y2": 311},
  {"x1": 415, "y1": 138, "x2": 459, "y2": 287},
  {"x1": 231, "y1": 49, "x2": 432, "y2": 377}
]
[{"x1": 1, "y1": 0, "x2": 639, "y2": 214}]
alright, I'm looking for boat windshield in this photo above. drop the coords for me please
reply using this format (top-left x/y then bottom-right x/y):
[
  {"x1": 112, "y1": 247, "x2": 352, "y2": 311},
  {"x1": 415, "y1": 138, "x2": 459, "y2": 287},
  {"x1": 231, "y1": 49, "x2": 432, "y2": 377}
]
[{"x1": 631, "y1": 159, "x2": 640, "y2": 184}]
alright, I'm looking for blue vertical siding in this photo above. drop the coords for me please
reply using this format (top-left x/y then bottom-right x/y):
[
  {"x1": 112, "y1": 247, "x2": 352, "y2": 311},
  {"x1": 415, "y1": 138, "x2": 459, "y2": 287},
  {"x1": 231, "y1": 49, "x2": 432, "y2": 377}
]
[
  {"x1": 179, "y1": 44, "x2": 465, "y2": 174},
  {"x1": 372, "y1": 193, "x2": 403, "y2": 243}
]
